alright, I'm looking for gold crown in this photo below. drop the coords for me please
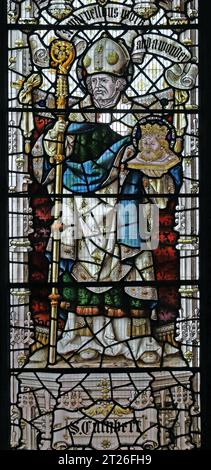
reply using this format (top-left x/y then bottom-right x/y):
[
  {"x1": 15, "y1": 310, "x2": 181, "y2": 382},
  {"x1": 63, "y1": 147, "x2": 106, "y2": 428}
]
[{"x1": 140, "y1": 123, "x2": 168, "y2": 139}]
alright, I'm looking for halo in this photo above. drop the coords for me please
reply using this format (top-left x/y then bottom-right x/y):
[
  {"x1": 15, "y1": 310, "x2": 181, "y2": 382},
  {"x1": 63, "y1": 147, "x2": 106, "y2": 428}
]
[{"x1": 132, "y1": 115, "x2": 176, "y2": 150}]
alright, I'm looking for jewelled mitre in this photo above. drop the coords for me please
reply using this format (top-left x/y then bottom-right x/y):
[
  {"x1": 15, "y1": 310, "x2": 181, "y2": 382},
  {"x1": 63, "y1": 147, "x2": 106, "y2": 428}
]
[{"x1": 82, "y1": 36, "x2": 130, "y2": 77}]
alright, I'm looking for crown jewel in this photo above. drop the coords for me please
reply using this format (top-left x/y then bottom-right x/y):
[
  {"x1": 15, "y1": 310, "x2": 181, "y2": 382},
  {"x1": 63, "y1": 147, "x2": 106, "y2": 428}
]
[{"x1": 140, "y1": 123, "x2": 168, "y2": 139}]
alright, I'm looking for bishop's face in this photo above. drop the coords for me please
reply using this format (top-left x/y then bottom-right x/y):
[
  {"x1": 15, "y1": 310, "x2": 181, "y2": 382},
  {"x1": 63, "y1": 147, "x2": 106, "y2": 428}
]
[{"x1": 90, "y1": 73, "x2": 120, "y2": 101}]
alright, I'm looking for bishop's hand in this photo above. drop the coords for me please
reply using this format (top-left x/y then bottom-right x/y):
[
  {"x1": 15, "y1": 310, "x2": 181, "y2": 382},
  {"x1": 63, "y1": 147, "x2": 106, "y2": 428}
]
[{"x1": 49, "y1": 120, "x2": 68, "y2": 139}]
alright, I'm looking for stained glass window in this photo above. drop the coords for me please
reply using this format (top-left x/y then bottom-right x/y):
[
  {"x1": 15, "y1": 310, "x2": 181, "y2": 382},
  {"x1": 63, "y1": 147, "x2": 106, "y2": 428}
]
[{"x1": 3, "y1": 0, "x2": 204, "y2": 453}]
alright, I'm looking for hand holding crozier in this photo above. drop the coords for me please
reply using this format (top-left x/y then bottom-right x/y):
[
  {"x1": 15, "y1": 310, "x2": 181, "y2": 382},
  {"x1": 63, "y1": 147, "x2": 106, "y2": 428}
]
[{"x1": 127, "y1": 122, "x2": 180, "y2": 177}]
